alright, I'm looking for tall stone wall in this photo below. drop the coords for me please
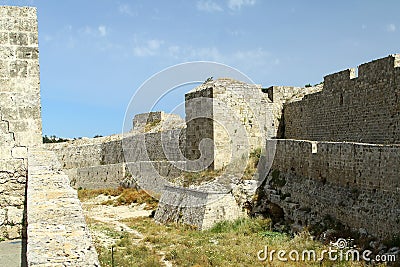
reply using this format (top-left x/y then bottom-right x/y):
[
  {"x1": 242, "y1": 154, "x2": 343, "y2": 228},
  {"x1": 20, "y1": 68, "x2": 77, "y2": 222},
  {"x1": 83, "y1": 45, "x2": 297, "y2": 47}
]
[
  {"x1": 0, "y1": 6, "x2": 41, "y2": 240},
  {"x1": 258, "y1": 139, "x2": 400, "y2": 239},
  {"x1": 47, "y1": 128, "x2": 187, "y2": 189},
  {"x1": 185, "y1": 78, "x2": 273, "y2": 170},
  {"x1": 284, "y1": 55, "x2": 400, "y2": 144},
  {"x1": 184, "y1": 79, "x2": 322, "y2": 171}
]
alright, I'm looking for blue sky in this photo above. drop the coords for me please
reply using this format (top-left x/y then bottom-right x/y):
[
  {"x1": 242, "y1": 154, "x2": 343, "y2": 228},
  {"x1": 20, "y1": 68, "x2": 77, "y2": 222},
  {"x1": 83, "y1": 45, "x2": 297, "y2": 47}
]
[{"x1": 2, "y1": 0, "x2": 400, "y2": 138}]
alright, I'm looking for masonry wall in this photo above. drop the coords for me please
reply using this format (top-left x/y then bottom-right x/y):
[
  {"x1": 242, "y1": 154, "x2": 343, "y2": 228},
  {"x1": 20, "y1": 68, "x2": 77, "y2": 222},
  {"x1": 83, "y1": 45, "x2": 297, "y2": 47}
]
[
  {"x1": 0, "y1": 6, "x2": 41, "y2": 240},
  {"x1": 284, "y1": 55, "x2": 400, "y2": 144},
  {"x1": 185, "y1": 79, "x2": 274, "y2": 171},
  {"x1": 27, "y1": 148, "x2": 99, "y2": 265},
  {"x1": 154, "y1": 185, "x2": 244, "y2": 230},
  {"x1": 47, "y1": 129, "x2": 187, "y2": 189},
  {"x1": 259, "y1": 139, "x2": 400, "y2": 239}
]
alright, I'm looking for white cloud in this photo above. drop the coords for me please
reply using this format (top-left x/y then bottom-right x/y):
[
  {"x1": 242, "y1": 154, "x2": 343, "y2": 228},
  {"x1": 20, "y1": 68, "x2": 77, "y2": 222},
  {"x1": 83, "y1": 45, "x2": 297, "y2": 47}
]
[
  {"x1": 98, "y1": 25, "x2": 107, "y2": 37},
  {"x1": 133, "y1": 39, "x2": 164, "y2": 57},
  {"x1": 79, "y1": 25, "x2": 108, "y2": 37},
  {"x1": 197, "y1": 0, "x2": 223, "y2": 12},
  {"x1": 227, "y1": 0, "x2": 256, "y2": 10},
  {"x1": 386, "y1": 23, "x2": 396, "y2": 32},
  {"x1": 118, "y1": 3, "x2": 136, "y2": 16}
]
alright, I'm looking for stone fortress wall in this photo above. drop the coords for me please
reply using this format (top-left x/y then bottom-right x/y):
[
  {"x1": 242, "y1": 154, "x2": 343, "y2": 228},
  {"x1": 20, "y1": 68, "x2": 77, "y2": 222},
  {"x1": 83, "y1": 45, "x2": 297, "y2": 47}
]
[
  {"x1": 261, "y1": 139, "x2": 399, "y2": 239},
  {"x1": 1, "y1": 5, "x2": 400, "y2": 264},
  {"x1": 184, "y1": 78, "x2": 321, "y2": 170},
  {"x1": 284, "y1": 55, "x2": 400, "y2": 143},
  {"x1": 0, "y1": 6, "x2": 42, "y2": 240},
  {"x1": 0, "y1": 6, "x2": 99, "y2": 265},
  {"x1": 258, "y1": 55, "x2": 400, "y2": 240},
  {"x1": 46, "y1": 111, "x2": 187, "y2": 191}
]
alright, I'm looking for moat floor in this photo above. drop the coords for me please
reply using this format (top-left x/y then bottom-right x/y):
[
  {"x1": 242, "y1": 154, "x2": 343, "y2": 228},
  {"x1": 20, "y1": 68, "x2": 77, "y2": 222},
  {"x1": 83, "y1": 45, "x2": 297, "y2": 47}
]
[{"x1": 0, "y1": 239, "x2": 22, "y2": 267}]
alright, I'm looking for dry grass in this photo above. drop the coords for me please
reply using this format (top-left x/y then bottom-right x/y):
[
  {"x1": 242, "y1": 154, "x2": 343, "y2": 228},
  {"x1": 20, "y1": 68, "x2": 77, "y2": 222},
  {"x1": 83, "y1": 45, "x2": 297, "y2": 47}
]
[
  {"x1": 181, "y1": 168, "x2": 224, "y2": 187},
  {"x1": 102, "y1": 188, "x2": 158, "y2": 210},
  {"x1": 80, "y1": 184, "x2": 388, "y2": 266},
  {"x1": 78, "y1": 187, "x2": 158, "y2": 210},
  {"x1": 120, "y1": 217, "x2": 378, "y2": 267},
  {"x1": 78, "y1": 187, "x2": 124, "y2": 201}
]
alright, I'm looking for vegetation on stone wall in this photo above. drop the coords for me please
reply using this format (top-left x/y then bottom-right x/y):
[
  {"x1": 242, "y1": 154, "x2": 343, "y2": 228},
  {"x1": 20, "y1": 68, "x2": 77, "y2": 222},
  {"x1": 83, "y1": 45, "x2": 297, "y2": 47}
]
[
  {"x1": 144, "y1": 119, "x2": 161, "y2": 132},
  {"x1": 42, "y1": 135, "x2": 69, "y2": 143},
  {"x1": 242, "y1": 147, "x2": 262, "y2": 180}
]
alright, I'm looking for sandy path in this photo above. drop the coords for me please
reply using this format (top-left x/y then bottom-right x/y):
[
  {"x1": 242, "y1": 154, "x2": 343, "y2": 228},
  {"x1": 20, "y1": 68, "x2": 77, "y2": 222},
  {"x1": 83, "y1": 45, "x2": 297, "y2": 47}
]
[{"x1": 81, "y1": 194, "x2": 172, "y2": 267}]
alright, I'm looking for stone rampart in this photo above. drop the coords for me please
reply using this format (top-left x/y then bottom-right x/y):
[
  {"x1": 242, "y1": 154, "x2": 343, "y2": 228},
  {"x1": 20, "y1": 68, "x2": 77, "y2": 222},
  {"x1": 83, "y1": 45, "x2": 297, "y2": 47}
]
[
  {"x1": 47, "y1": 128, "x2": 187, "y2": 189},
  {"x1": 258, "y1": 139, "x2": 400, "y2": 239},
  {"x1": 284, "y1": 55, "x2": 400, "y2": 144},
  {"x1": 27, "y1": 147, "x2": 99, "y2": 266}
]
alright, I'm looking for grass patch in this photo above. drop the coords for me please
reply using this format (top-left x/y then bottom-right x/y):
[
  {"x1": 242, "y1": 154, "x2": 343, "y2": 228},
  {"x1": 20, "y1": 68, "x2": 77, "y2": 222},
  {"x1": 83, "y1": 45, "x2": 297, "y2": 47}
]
[
  {"x1": 78, "y1": 187, "x2": 158, "y2": 209},
  {"x1": 77, "y1": 187, "x2": 123, "y2": 201},
  {"x1": 102, "y1": 188, "x2": 158, "y2": 210},
  {"x1": 91, "y1": 222, "x2": 162, "y2": 267},
  {"x1": 181, "y1": 168, "x2": 224, "y2": 187},
  {"x1": 118, "y1": 217, "x2": 373, "y2": 267}
]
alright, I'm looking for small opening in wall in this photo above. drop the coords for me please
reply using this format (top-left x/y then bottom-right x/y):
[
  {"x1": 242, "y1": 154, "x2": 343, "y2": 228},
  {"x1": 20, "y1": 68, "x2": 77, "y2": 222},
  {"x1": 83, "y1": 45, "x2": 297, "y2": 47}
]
[
  {"x1": 339, "y1": 93, "x2": 344, "y2": 105},
  {"x1": 311, "y1": 142, "x2": 318, "y2": 154}
]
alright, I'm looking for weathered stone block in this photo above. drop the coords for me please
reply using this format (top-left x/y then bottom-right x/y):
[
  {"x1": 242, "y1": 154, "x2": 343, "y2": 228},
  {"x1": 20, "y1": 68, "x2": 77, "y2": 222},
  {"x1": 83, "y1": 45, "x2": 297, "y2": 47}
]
[
  {"x1": 6, "y1": 206, "x2": 22, "y2": 224},
  {"x1": 9, "y1": 60, "x2": 28, "y2": 78},
  {"x1": 9, "y1": 32, "x2": 28, "y2": 46},
  {"x1": 0, "y1": 46, "x2": 14, "y2": 59},
  {"x1": 16, "y1": 47, "x2": 38, "y2": 59},
  {"x1": 11, "y1": 146, "x2": 27, "y2": 159}
]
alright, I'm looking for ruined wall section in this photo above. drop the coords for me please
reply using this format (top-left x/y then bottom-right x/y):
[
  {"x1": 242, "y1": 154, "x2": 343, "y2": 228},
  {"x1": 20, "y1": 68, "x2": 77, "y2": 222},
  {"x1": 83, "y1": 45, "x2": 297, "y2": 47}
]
[
  {"x1": 154, "y1": 185, "x2": 244, "y2": 230},
  {"x1": 185, "y1": 79, "x2": 274, "y2": 170},
  {"x1": 284, "y1": 55, "x2": 400, "y2": 144},
  {"x1": 184, "y1": 79, "x2": 323, "y2": 171},
  {"x1": 185, "y1": 86, "x2": 214, "y2": 169},
  {"x1": 47, "y1": 128, "x2": 186, "y2": 189},
  {"x1": 212, "y1": 79, "x2": 272, "y2": 170},
  {"x1": 0, "y1": 6, "x2": 41, "y2": 240},
  {"x1": 259, "y1": 139, "x2": 400, "y2": 239}
]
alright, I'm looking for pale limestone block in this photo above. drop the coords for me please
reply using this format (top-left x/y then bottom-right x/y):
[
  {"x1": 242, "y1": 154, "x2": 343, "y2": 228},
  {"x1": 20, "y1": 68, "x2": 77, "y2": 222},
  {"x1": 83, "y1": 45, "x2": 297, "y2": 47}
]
[{"x1": 11, "y1": 146, "x2": 27, "y2": 159}]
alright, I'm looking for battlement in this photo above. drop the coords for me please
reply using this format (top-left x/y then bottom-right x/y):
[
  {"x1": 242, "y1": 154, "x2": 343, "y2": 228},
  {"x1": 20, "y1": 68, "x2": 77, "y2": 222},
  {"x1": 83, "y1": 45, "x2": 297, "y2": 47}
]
[
  {"x1": 323, "y1": 54, "x2": 400, "y2": 93},
  {"x1": 358, "y1": 54, "x2": 400, "y2": 81}
]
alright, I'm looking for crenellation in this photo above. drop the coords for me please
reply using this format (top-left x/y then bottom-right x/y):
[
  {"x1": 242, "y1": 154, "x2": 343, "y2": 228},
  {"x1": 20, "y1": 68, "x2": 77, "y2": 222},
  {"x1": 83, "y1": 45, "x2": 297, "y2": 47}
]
[
  {"x1": 358, "y1": 54, "x2": 399, "y2": 82},
  {"x1": 323, "y1": 68, "x2": 356, "y2": 93}
]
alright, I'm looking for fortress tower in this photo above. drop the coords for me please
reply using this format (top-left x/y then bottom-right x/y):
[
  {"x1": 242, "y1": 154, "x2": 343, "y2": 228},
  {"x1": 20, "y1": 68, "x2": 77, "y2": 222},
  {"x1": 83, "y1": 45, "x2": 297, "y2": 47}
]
[{"x1": 0, "y1": 6, "x2": 42, "y2": 239}]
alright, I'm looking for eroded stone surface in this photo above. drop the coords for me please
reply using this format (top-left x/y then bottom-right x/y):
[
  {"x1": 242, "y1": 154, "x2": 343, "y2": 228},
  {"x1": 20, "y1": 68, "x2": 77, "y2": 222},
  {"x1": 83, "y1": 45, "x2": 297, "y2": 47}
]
[{"x1": 27, "y1": 148, "x2": 99, "y2": 266}]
